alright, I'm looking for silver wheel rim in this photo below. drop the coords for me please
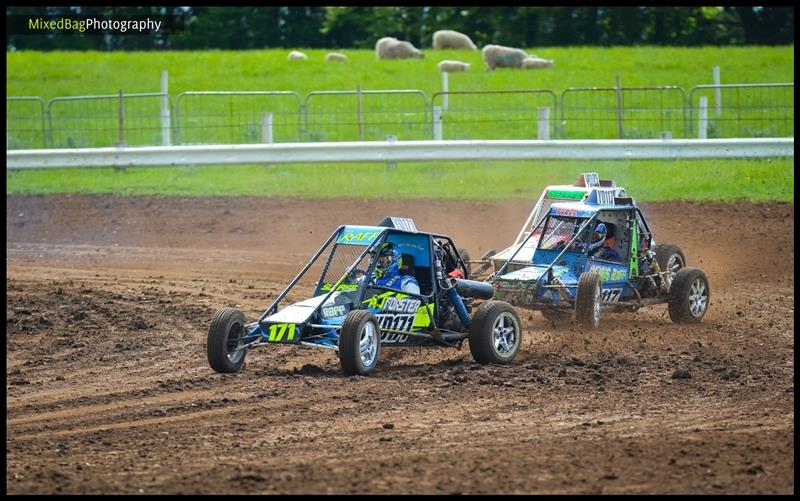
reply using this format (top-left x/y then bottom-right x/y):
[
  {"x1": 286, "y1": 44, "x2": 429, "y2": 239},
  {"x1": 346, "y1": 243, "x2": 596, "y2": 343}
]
[
  {"x1": 359, "y1": 322, "x2": 378, "y2": 367},
  {"x1": 592, "y1": 282, "x2": 601, "y2": 326},
  {"x1": 665, "y1": 254, "x2": 684, "y2": 287},
  {"x1": 492, "y1": 312, "x2": 519, "y2": 356},
  {"x1": 226, "y1": 324, "x2": 244, "y2": 364},
  {"x1": 688, "y1": 278, "x2": 708, "y2": 318}
]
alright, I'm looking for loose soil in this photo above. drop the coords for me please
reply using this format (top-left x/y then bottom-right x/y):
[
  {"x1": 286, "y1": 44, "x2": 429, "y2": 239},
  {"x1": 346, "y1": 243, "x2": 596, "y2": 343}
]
[{"x1": 6, "y1": 194, "x2": 794, "y2": 494}]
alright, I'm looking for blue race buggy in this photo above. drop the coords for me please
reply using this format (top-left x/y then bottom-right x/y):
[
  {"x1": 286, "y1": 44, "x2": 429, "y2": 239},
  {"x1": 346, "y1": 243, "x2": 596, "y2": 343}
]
[
  {"x1": 208, "y1": 217, "x2": 522, "y2": 376},
  {"x1": 489, "y1": 189, "x2": 710, "y2": 329},
  {"x1": 466, "y1": 172, "x2": 630, "y2": 279}
]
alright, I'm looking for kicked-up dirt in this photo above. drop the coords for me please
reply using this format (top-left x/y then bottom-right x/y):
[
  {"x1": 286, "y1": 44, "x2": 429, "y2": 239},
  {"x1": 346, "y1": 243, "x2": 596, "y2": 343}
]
[{"x1": 6, "y1": 194, "x2": 794, "y2": 494}]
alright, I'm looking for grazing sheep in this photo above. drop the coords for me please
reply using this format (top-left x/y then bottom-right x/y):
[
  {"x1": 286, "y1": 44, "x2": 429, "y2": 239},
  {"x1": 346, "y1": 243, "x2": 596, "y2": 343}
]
[
  {"x1": 376, "y1": 38, "x2": 424, "y2": 60},
  {"x1": 522, "y1": 56, "x2": 554, "y2": 69},
  {"x1": 432, "y1": 30, "x2": 477, "y2": 50},
  {"x1": 375, "y1": 37, "x2": 397, "y2": 59},
  {"x1": 437, "y1": 60, "x2": 471, "y2": 72},
  {"x1": 481, "y1": 44, "x2": 529, "y2": 70},
  {"x1": 325, "y1": 52, "x2": 348, "y2": 63},
  {"x1": 287, "y1": 50, "x2": 308, "y2": 61}
]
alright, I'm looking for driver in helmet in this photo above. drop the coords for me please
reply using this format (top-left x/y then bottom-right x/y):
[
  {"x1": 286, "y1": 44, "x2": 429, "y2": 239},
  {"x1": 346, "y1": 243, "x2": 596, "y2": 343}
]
[
  {"x1": 587, "y1": 223, "x2": 621, "y2": 262},
  {"x1": 371, "y1": 242, "x2": 420, "y2": 294}
]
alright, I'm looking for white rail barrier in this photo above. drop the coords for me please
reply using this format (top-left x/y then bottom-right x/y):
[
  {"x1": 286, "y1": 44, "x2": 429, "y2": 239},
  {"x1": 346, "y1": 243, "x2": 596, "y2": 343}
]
[{"x1": 6, "y1": 138, "x2": 793, "y2": 170}]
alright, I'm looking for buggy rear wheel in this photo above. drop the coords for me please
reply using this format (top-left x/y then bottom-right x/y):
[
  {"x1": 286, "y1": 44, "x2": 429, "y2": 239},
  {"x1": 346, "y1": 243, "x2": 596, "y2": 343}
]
[
  {"x1": 207, "y1": 308, "x2": 247, "y2": 373},
  {"x1": 468, "y1": 300, "x2": 522, "y2": 364},
  {"x1": 654, "y1": 244, "x2": 686, "y2": 290},
  {"x1": 575, "y1": 271, "x2": 601, "y2": 330},
  {"x1": 339, "y1": 310, "x2": 381, "y2": 376},
  {"x1": 668, "y1": 267, "x2": 710, "y2": 323}
]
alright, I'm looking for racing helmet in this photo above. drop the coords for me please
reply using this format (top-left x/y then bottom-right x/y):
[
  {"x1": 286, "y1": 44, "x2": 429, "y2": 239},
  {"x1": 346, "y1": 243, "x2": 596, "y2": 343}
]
[
  {"x1": 587, "y1": 223, "x2": 607, "y2": 252},
  {"x1": 373, "y1": 242, "x2": 400, "y2": 279}
]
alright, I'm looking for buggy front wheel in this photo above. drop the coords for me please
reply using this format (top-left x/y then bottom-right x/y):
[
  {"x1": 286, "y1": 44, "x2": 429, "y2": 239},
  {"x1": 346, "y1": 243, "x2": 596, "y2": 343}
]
[
  {"x1": 668, "y1": 267, "x2": 710, "y2": 323},
  {"x1": 339, "y1": 310, "x2": 381, "y2": 376},
  {"x1": 575, "y1": 271, "x2": 601, "y2": 330},
  {"x1": 468, "y1": 300, "x2": 522, "y2": 364},
  {"x1": 207, "y1": 308, "x2": 247, "y2": 373}
]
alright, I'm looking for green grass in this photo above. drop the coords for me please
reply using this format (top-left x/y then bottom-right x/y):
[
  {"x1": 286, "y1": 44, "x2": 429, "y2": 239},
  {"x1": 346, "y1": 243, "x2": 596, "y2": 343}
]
[
  {"x1": 6, "y1": 46, "x2": 795, "y2": 145},
  {"x1": 6, "y1": 46, "x2": 794, "y2": 202},
  {"x1": 6, "y1": 158, "x2": 794, "y2": 202},
  {"x1": 7, "y1": 46, "x2": 794, "y2": 100}
]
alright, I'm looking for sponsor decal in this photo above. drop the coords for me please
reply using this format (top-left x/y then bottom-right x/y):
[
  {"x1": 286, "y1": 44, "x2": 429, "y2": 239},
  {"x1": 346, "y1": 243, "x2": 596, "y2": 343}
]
[
  {"x1": 589, "y1": 263, "x2": 628, "y2": 282},
  {"x1": 601, "y1": 288, "x2": 622, "y2": 302},
  {"x1": 320, "y1": 283, "x2": 358, "y2": 291},
  {"x1": 337, "y1": 227, "x2": 382, "y2": 245},
  {"x1": 321, "y1": 305, "x2": 347, "y2": 318},
  {"x1": 383, "y1": 297, "x2": 421, "y2": 314},
  {"x1": 552, "y1": 206, "x2": 578, "y2": 217},
  {"x1": 379, "y1": 330, "x2": 410, "y2": 344},
  {"x1": 377, "y1": 314, "x2": 415, "y2": 333},
  {"x1": 546, "y1": 189, "x2": 586, "y2": 200},
  {"x1": 266, "y1": 323, "x2": 296, "y2": 342}
]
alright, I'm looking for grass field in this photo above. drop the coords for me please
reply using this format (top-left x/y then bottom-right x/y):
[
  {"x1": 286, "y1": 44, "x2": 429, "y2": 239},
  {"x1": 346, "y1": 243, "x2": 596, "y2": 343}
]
[
  {"x1": 6, "y1": 46, "x2": 794, "y2": 202},
  {"x1": 6, "y1": 158, "x2": 793, "y2": 202},
  {"x1": 7, "y1": 46, "x2": 794, "y2": 99}
]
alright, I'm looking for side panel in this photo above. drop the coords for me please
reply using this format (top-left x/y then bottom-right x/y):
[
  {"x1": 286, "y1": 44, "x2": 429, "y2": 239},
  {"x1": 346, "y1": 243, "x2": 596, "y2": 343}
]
[{"x1": 586, "y1": 260, "x2": 629, "y2": 304}]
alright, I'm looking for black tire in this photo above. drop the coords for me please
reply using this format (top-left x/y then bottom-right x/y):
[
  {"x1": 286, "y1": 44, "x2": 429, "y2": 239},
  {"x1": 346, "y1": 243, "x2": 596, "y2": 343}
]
[
  {"x1": 541, "y1": 308, "x2": 571, "y2": 323},
  {"x1": 468, "y1": 300, "x2": 522, "y2": 364},
  {"x1": 339, "y1": 310, "x2": 381, "y2": 376},
  {"x1": 668, "y1": 267, "x2": 710, "y2": 323},
  {"x1": 207, "y1": 308, "x2": 247, "y2": 373},
  {"x1": 575, "y1": 271, "x2": 601, "y2": 330},
  {"x1": 654, "y1": 244, "x2": 686, "y2": 290}
]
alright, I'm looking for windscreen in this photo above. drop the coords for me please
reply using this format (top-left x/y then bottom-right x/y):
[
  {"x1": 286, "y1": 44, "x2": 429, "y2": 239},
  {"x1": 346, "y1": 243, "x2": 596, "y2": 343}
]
[
  {"x1": 538, "y1": 215, "x2": 590, "y2": 251},
  {"x1": 316, "y1": 242, "x2": 375, "y2": 295}
]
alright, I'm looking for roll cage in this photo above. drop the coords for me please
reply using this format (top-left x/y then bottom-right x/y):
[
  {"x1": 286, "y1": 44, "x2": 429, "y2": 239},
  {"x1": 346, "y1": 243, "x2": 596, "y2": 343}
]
[
  {"x1": 251, "y1": 224, "x2": 470, "y2": 342},
  {"x1": 490, "y1": 203, "x2": 655, "y2": 296}
]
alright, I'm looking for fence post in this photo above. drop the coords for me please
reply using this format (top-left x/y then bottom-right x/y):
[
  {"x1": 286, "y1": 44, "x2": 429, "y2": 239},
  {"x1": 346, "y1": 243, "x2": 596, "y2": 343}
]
[
  {"x1": 713, "y1": 66, "x2": 721, "y2": 118},
  {"x1": 116, "y1": 89, "x2": 127, "y2": 147},
  {"x1": 356, "y1": 84, "x2": 363, "y2": 141},
  {"x1": 161, "y1": 70, "x2": 171, "y2": 146},
  {"x1": 432, "y1": 105, "x2": 443, "y2": 140},
  {"x1": 698, "y1": 96, "x2": 708, "y2": 139},
  {"x1": 537, "y1": 107, "x2": 550, "y2": 140},
  {"x1": 441, "y1": 71, "x2": 449, "y2": 112},
  {"x1": 615, "y1": 75, "x2": 624, "y2": 139},
  {"x1": 262, "y1": 112, "x2": 273, "y2": 144}
]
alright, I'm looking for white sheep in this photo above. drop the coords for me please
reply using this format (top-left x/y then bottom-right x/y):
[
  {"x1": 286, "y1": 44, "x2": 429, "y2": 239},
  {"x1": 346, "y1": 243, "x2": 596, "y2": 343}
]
[
  {"x1": 432, "y1": 30, "x2": 477, "y2": 50},
  {"x1": 287, "y1": 50, "x2": 308, "y2": 61},
  {"x1": 325, "y1": 52, "x2": 348, "y2": 63},
  {"x1": 521, "y1": 56, "x2": 554, "y2": 69},
  {"x1": 481, "y1": 44, "x2": 529, "y2": 70},
  {"x1": 375, "y1": 37, "x2": 397, "y2": 60},
  {"x1": 437, "y1": 60, "x2": 471, "y2": 72},
  {"x1": 376, "y1": 38, "x2": 424, "y2": 60}
]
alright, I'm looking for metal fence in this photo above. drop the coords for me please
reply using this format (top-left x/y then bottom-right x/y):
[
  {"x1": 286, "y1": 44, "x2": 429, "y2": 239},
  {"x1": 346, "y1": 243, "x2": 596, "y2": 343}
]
[
  {"x1": 6, "y1": 97, "x2": 46, "y2": 149},
  {"x1": 47, "y1": 92, "x2": 171, "y2": 149},
  {"x1": 6, "y1": 82, "x2": 794, "y2": 149},
  {"x1": 687, "y1": 83, "x2": 794, "y2": 138},
  {"x1": 560, "y1": 86, "x2": 687, "y2": 139},
  {"x1": 304, "y1": 90, "x2": 429, "y2": 142},
  {"x1": 431, "y1": 90, "x2": 558, "y2": 140},
  {"x1": 174, "y1": 91, "x2": 303, "y2": 145}
]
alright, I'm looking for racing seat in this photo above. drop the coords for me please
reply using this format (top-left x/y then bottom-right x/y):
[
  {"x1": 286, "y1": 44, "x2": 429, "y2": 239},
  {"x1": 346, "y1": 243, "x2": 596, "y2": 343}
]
[{"x1": 399, "y1": 253, "x2": 431, "y2": 296}]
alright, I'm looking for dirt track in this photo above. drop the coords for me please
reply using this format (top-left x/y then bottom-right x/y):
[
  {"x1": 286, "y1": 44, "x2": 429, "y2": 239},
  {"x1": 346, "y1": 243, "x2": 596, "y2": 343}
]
[{"x1": 6, "y1": 194, "x2": 794, "y2": 494}]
